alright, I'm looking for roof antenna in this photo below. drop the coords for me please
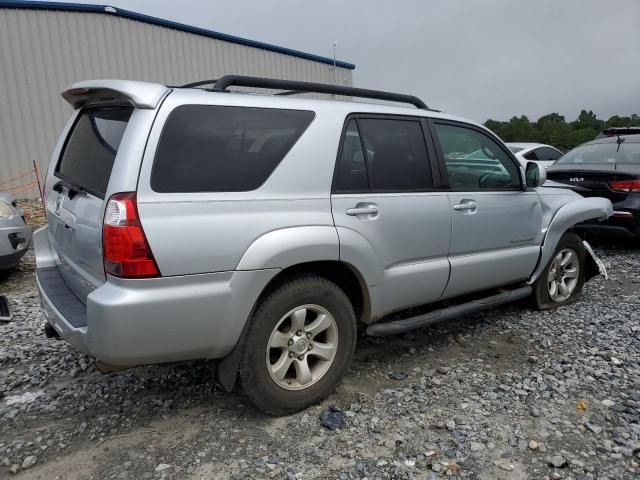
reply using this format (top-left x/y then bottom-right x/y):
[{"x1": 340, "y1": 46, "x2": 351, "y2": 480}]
[{"x1": 616, "y1": 132, "x2": 625, "y2": 152}]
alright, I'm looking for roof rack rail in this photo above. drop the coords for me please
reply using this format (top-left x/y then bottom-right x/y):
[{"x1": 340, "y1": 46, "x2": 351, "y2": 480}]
[
  {"x1": 179, "y1": 79, "x2": 219, "y2": 88},
  {"x1": 179, "y1": 75, "x2": 431, "y2": 110}
]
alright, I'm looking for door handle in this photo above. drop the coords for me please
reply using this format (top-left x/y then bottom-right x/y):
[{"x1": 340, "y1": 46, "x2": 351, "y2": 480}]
[
  {"x1": 346, "y1": 204, "x2": 379, "y2": 216},
  {"x1": 453, "y1": 200, "x2": 477, "y2": 211}
]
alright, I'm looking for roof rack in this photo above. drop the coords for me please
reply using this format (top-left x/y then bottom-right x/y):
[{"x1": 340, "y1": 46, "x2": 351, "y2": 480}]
[
  {"x1": 178, "y1": 75, "x2": 431, "y2": 110},
  {"x1": 179, "y1": 79, "x2": 219, "y2": 88}
]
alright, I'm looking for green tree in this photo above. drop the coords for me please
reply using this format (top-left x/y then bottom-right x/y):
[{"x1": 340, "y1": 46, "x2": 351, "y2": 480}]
[
  {"x1": 536, "y1": 113, "x2": 571, "y2": 149},
  {"x1": 484, "y1": 110, "x2": 639, "y2": 150},
  {"x1": 574, "y1": 110, "x2": 602, "y2": 131}
]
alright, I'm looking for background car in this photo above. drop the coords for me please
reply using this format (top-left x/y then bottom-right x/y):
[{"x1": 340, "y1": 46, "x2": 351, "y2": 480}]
[
  {"x1": 546, "y1": 134, "x2": 640, "y2": 238},
  {"x1": 506, "y1": 142, "x2": 563, "y2": 169},
  {"x1": 0, "y1": 192, "x2": 32, "y2": 270}
]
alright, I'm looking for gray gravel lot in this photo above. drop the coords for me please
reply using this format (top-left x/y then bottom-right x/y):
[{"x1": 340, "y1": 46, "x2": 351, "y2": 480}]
[{"x1": 0, "y1": 238, "x2": 638, "y2": 480}]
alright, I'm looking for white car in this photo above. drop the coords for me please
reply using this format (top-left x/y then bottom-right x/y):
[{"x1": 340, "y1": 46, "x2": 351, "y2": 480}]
[
  {"x1": 0, "y1": 192, "x2": 32, "y2": 270},
  {"x1": 506, "y1": 143, "x2": 563, "y2": 169}
]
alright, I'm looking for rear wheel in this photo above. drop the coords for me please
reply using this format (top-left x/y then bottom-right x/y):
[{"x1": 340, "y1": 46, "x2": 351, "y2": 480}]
[
  {"x1": 533, "y1": 232, "x2": 586, "y2": 309},
  {"x1": 239, "y1": 275, "x2": 356, "y2": 415}
]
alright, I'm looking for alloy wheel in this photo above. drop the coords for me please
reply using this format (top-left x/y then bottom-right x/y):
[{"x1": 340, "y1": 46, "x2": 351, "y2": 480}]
[
  {"x1": 266, "y1": 304, "x2": 338, "y2": 391},
  {"x1": 547, "y1": 248, "x2": 580, "y2": 302}
]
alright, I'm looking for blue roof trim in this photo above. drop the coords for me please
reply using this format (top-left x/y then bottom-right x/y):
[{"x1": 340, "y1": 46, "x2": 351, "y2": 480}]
[{"x1": 0, "y1": 0, "x2": 356, "y2": 70}]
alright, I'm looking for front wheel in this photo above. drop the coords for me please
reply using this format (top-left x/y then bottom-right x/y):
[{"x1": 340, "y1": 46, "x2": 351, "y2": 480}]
[
  {"x1": 238, "y1": 274, "x2": 356, "y2": 415},
  {"x1": 532, "y1": 232, "x2": 586, "y2": 309}
]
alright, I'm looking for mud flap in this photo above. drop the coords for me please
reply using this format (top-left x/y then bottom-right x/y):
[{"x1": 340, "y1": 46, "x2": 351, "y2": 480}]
[
  {"x1": 0, "y1": 295, "x2": 11, "y2": 322},
  {"x1": 215, "y1": 346, "x2": 243, "y2": 392},
  {"x1": 583, "y1": 240, "x2": 608, "y2": 281}
]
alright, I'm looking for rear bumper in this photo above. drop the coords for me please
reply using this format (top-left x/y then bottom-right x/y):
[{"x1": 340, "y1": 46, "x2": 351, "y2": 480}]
[
  {"x1": 576, "y1": 209, "x2": 639, "y2": 237},
  {"x1": 34, "y1": 227, "x2": 278, "y2": 366},
  {"x1": 0, "y1": 218, "x2": 32, "y2": 270}
]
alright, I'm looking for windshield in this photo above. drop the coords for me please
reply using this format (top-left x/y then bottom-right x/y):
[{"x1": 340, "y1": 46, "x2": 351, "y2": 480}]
[
  {"x1": 508, "y1": 146, "x2": 524, "y2": 153},
  {"x1": 557, "y1": 142, "x2": 640, "y2": 164}
]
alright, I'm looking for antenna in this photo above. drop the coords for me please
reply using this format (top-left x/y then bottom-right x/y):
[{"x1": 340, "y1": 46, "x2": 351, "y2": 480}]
[{"x1": 332, "y1": 41, "x2": 337, "y2": 87}]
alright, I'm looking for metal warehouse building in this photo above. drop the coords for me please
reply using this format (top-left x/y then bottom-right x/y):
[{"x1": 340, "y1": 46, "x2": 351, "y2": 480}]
[{"x1": 0, "y1": 1, "x2": 355, "y2": 197}]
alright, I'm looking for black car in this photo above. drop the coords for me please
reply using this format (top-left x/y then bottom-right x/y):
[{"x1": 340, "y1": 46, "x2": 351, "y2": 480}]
[{"x1": 546, "y1": 134, "x2": 640, "y2": 238}]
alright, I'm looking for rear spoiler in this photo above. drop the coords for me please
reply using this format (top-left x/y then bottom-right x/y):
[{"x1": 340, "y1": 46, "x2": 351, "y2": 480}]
[
  {"x1": 62, "y1": 80, "x2": 170, "y2": 109},
  {"x1": 596, "y1": 127, "x2": 640, "y2": 139}
]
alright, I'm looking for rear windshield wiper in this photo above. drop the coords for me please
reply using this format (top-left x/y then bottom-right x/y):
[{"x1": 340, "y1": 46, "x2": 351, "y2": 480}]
[{"x1": 52, "y1": 179, "x2": 86, "y2": 200}]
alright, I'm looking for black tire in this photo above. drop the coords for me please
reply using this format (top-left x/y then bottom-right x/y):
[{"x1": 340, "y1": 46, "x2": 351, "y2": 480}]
[
  {"x1": 238, "y1": 274, "x2": 357, "y2": 415},
  {"x1": 532, "y1": 232, "x2": 586, "y2": 310}
]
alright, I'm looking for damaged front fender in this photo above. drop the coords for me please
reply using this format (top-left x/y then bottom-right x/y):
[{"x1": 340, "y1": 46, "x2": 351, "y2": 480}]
[{"x1": 530, "y1": 197, "x2": 612, "y2": 284}]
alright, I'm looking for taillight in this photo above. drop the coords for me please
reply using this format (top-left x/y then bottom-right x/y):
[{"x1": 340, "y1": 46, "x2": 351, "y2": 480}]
[
  {"x1": 102, "y1": 192, "x2": 160, "y2": 278},
  {"x1": 608, "y1": 179, "x2": 640, "y2": 192}
]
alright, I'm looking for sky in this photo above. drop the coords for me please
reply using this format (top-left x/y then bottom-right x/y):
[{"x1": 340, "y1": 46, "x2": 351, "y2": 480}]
[{"x1": 54, "y1": 0, "x2": 639, "y2": 124}]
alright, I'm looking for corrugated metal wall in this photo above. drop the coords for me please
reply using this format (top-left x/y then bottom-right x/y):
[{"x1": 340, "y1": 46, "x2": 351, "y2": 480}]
[{"x1": 0, "y1": 8, "x2": 353, "y2": 197}]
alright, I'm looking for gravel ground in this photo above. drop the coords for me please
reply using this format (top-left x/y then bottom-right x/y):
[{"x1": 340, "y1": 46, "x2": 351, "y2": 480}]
[{"x1": 0, "y1": 232, "x2": 638, "y2": 480}]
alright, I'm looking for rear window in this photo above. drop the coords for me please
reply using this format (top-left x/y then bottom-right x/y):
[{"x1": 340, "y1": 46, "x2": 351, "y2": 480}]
[
  {"x1": 151, "y1": 105, "x2": 314, "y2": 193},
  {"x1": 557, "y1": 142, "x2": 640, "y2": 164},
  {"x1": 56, "y1": 107, "x2": 133, "y2": 198}
]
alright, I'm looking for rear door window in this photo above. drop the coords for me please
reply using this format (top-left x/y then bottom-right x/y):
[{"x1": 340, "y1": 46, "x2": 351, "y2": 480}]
[
  {"x1": 56, "y1": 107, "x2": 133, "y2": 198},
  {"x1": 536, "y1": 147, "x2": 562, "y2": 161},
  {"x1": 334, "y1": 120, "x2": 369, "y2": 192},
  {"x1": 358, "y1": 118, "x2": 432, "y2": 191},
  {"x1": 333, "y1": 117, "x2": 433, "y2": 193},
  {"x1": 151, "y1": 105, "x2": 314, "y2": 192}
]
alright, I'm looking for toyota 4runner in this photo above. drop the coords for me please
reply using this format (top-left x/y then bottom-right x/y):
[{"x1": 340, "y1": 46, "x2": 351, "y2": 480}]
[{"x1": 35, "y1": 76, "x2": 612, "y2": 414}]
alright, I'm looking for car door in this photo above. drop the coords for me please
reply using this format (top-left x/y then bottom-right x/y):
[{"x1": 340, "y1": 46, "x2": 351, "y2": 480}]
[
  {"x1": 331, "y1": 116, "x2": 451, "y2": 319},
  {"x1": 429, "y1": 120, "x2": 543, "y2": 299}
]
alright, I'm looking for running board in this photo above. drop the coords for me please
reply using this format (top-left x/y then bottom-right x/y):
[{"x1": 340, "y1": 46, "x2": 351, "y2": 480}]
[{"x1": 366, "y1": 285, "x2": 532, "y2": 337}]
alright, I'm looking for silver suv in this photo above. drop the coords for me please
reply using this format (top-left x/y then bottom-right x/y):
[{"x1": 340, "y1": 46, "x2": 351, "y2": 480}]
[{"x1": 35, "y1": 76, "x2": 612, "y2": 414}]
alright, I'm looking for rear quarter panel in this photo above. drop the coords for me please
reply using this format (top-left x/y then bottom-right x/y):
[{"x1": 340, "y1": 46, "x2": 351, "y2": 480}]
[{"x1": 136, "y1": 91, "x2": 346, "y2": 276}]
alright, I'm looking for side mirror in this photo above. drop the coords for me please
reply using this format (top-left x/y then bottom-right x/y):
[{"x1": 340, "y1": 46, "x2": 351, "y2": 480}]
[{"x1": 525, "y1": 162, "x2": 547, "y2": 188}]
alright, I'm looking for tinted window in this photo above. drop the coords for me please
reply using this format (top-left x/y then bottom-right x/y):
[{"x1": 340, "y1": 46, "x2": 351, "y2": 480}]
[
  {"x1": 56, "y1": 107, "x2": 133, "y2": 197},
  {"x1": 357, "y1": 118, "x2": 432, "y2": 191},
  {"x1": 334, "y1": 120, "x2": 369, "y2": 192},
  {"x1": 151, "y1": 105, "x2": 314, "y2": 192},
  {"x1": 434, "y1": 123, "x2": 520, "y2": 190},
  {"x1": 556, "y1": 142, "x2": 640, "y2": 164},
  {"x1": 523, "y1": 150, "x2": 539, "y2": 161},
  {"x1": 536, "y1": 147, "x2": 562, "y2": 161}
]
